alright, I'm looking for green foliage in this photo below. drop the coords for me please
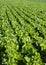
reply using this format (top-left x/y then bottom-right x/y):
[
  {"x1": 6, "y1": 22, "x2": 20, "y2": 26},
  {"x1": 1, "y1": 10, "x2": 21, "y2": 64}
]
[{"x1": 0, "y1": 0, "x2": 46, "y2": 65}]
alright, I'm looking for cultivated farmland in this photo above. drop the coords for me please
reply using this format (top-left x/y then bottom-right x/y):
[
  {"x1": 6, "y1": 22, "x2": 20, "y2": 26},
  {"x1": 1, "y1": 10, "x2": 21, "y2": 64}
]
[{"x1": 0, "y1": 0, "x2": 46, "y2": 65}]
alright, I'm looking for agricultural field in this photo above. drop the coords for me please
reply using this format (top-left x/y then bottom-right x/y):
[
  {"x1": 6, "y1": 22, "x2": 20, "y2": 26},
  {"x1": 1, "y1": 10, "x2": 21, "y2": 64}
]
[{"x1": 0, "y1": 0, "x2": 46, "y2": 65}]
